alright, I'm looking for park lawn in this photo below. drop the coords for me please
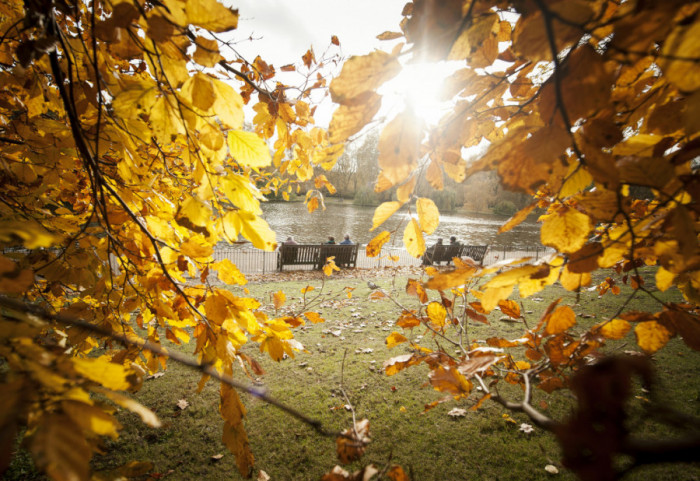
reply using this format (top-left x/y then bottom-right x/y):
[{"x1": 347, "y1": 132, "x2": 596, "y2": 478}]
[{"x1": 7, "y1": 267, "x2": 700, "y2": 481}]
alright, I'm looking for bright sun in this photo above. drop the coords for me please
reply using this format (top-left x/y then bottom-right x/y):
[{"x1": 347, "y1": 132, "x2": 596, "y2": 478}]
[{"x1": 380, "y1": 61, "x2": 461, "y2": 127}]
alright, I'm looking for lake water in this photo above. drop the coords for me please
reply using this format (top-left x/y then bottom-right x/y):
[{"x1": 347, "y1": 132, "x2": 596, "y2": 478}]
[{"x1": 261, "y1": 202, "x2": 542, "y2": 249}]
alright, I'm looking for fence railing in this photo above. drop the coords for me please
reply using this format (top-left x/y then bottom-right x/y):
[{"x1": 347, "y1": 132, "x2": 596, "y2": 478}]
[{"x1": 213, "y1": 245, "x2": 555, "y2": 275}]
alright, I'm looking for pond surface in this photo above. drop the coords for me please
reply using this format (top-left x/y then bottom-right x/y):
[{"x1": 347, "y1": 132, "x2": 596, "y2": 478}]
[{"x1": 261, "y1": 202, "x2": 542, "y2": 249}]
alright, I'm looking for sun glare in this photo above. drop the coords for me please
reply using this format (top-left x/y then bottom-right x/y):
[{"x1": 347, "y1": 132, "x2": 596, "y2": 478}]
[{"x1": 380, "y1": 61, "x2": 461, "y2": 127}]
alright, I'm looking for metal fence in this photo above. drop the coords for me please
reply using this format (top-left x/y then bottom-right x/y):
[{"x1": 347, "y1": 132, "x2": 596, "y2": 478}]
[{"x1": 213, "y1": 245, "x2": 555, "y2": 275}]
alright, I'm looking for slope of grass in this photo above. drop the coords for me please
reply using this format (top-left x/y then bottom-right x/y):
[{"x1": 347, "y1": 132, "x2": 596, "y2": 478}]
[{"x1": 7, "y1": 267, "x2": 700, "y2": 480}]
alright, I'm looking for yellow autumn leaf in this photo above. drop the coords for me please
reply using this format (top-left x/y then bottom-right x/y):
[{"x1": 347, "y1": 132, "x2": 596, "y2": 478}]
[
  {"x1": 71, "y1": 356, "x2": 133, "y2": 391},
  {"x1": 328, "y1": 91, "x2": 382, "y2": 144},
  {"x1": 423, "y1": 266, "x2": 479, "y2": 290},
  {"x1": 560, "y1": 266, "x2": 592, "y2": 291},
  {"x1": 403, "y1": 219, "x2": 426, "y2": 258},
  {"x1": 185, "y1": 0, "x2": 239, "y2": 32},
  {"x1": 659, "y1": 20, "x2": 700, "y2": 92},
  {"x1": 273, "y1": 291, "x2": 286, "y2": 309},
  {"x1": 177, "y1": 196, "x2": 211, "y2": 228},
  {"x1": 426, "y1": 301, "x2": 447, "y2": 327},
  {"x1": 212, "y1": 79, "x2": 244, "y2": 129},
  {"x1": 323, "y1": 258, "x2": 340, "y2": 276},
  {"x1": 416, "y1": 197, "x2": 439, "y2": 234},
  {"x1": 329, "y1": 50, "x2": 401, "y2": 104},
  {"x1": 540, "y1": 206, "x2": 592, "y2": 253},
  {"x1": 150, "y1": 95, "x2": 185, "y2": 144},
  {"x1": 378, "y1": 111, "x2": 424, "y2": 187},
  {"x1": 225, "y1": 211, "x2": 277, "y2": 251},
  {"x1": 386, "y1": 331, "x2": 408, "y2": 348},
  {"x1": 544, "y1": 306, "x2": 577, "y2": 336},
  {"x1": 655, "y1": 267, "x2": 675, "y2": 292},
  {"x1": 181, "y1": 237, "x2": 214, "y2": 258},
  {"x1": 396, "y1": 176, "x2": 417, "y2": 204},
  {"x1": 634, "y1": 320, "x2": 673, "y2": 354},
  {"x1": 212, "y1": 259, "x2": 246, "y2": 285},
  {"x1": 181, "y1": 72, "x2": 216, "y2": 111},
  {"x1": 228, "y1": 131, "x2": 272, "y2": 169},
  {"x1": 481, "y1": 285, "x2": 514, "y2": 313},
  {"x1": 598, "y1": 319, "x2": 632, "y2": 340},
  {"x1": 193, "y1": 36, "x2": 221, "y2": 67},
  {"x1": 366, "y1": 231, "x2": 391, "y2": 257},
  {"x1": 219, "y1": 174, "x2": 263, "y2": 215},
  {"x1": 371, "y1": 201, "x2": 402, "y2": 231},
  {"x1": 62, "y1": 400, "x2": 121, "y2": 438}
]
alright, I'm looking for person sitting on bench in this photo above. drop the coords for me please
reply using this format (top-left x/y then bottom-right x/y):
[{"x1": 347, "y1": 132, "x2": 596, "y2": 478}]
[
  {"x1": 339, "y1": 234, "x2": 353, "y2": 245},
  {"x1": 422, "y1": 238, "x2": 443, "y2": 265}
]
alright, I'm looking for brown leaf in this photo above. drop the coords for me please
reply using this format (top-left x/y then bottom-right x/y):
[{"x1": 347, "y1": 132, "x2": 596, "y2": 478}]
[{"x1": 336, "y1": 419, "x2": 370, "y2": 464}]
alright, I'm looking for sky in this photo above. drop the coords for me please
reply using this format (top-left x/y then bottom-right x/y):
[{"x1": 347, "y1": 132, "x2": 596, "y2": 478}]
[
  {"x1": 231, "y1": 0, "x2": 407, "y2": 66},
  {"x1": 221, "y1": 1, "x2": 463, "y2": 131}
]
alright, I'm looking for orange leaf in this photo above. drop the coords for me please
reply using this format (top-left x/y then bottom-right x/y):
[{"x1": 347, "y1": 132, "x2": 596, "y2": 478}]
[
  {"x1": 428, "y1": 366, "x2": 472, "y2": 395},
  {"x1": 273, "y1": 291, "x2": 285, "y2": 309},
  {"x1": 303, "y1": 311, "x2": 325, "y2": 324},
  {"x1": 498, "y1": 299, "x2": 520, "y2": 319},
  {"x1": 544, "y1": 306, "x2": 576, "y2": 336},
  {"x1": 405, "y1": 279, "x2": 428, "y2": 303}
]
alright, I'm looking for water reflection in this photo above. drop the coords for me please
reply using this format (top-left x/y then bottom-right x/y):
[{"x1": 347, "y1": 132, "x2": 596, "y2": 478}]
[{"x1": 261, "y1": 202, "x2": 542, "y2": 249}]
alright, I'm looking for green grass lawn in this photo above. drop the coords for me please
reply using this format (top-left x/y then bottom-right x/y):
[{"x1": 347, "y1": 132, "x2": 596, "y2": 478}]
[{"x1": 7, "y1": 267, "x2": 700, "y2": 480}]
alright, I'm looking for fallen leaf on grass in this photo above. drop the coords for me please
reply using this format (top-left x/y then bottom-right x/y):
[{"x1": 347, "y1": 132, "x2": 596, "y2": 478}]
[
  {"x1": 257, "y1": 470, "x2": 271, "y2": 481},
  {"x1": 545, "y1": 464, "x2": 559, "y2": 474},
  {"x1": 211, "y1": 454, "x2": 224, "y2": 461},
  {"x1": 176, "y1": 399, "x2": 189, "y2": 410},
  {"x1": 447, "y1": 407, "x2": 467, "y2": 418}
]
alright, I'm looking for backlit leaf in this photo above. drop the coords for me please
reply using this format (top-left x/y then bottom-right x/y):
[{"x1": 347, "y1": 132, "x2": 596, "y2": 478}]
[
  {"x1": 366, "y1": 231, "x2": 391, "y2": 257},
  {"x1": 329, "y1": 51, "x2": 401, "y2": 104},
  {"x1": 371, "y1": 201, "x2": 402, "y2": 231},
  {"x1": 403, "y1": 219, "x2": 426, "y2": 258},
  {"x1": 597, "y1": 319, "x2": 632, "y2": 340},
  {"x1": 72, "y1": 356, "x2": 133, "y2": 391},
  {"x1": 386, "y1": 331, "x2": 408, "y2": 348},
  {"x1": 426, "y1": 301, "x2": 447, "y2": 327},
  {"x1": 544, "y1": 306, "x2": 576, "y2": 336},
  {"x1": 273, "y1": 291, "x2": 286, "y2": 309},
  {"x1": 416, "y1": 197, "x2": 439, "y2": 234},
  {"x1": 634, "y1": 321, "x2": 673, "y2": 354},
  {"x1": 498, "y1": 300, "x2": 520, "y2": 319},
  {"x1": 228, "y1": 131, "x2": 272, "y2": 169},
  {"x1": 540, "y1": 206, "x2": 592, "y2": 254},
  {"x1": 186, "y1": 0, "x2": 239, "y2": 32},
  {"x1": 378, "y1": 111, "x2": 424, "y2": 188}
]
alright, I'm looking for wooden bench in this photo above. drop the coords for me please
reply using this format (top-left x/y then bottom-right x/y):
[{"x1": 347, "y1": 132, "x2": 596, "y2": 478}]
[
  {"x1": 422, "y1": 244, "x2": 489, "y2": 266},
  {"x1": 277, "y1": 244, "x2": 359, "y2": 271}
]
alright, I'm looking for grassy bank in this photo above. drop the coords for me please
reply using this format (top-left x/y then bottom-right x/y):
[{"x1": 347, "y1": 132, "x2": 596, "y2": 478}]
[{"x1": 8, "y1": 268, "x2": 700, "y2": 480}]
